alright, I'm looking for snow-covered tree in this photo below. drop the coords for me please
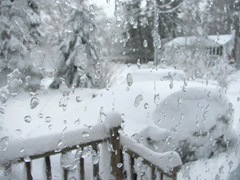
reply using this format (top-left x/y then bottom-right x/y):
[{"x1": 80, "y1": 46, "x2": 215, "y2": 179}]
[
  {"x1": 0, "y1": 0, "x2": 42, "y2": 92},
  {"x1": 120, "y1": 0, "x2": 184, "y2": 63},
  {"x1": 49, "y1": 2, "x2": 101, "y2": 89}
]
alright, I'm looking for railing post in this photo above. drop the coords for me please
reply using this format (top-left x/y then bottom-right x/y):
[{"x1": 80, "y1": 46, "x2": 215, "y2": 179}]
[{"x1": 110, "y1": 126, "x2": 123, "y2": 180}]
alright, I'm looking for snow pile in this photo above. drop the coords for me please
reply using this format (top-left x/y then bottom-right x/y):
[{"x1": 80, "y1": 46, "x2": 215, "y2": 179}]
[
  {"x1": 121, "y1": 135, "x2": 182, "y2": 175},
  {"x1": 137, "y1": 87, "x2": 235, "y2": 163}
]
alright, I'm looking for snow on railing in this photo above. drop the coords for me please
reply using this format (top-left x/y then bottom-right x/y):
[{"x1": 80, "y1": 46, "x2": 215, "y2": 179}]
[{"x1": 1, "y1": 113, "x2": 182, "y2": 180}]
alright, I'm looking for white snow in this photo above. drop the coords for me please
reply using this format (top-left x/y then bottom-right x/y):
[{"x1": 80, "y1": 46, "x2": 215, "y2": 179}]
[
  {"x1": 0, "y1": 65, "x2": 240, "y2": 179},
  {"x1": 165, "y1": 34, "x2": 233, "y2": 47}
]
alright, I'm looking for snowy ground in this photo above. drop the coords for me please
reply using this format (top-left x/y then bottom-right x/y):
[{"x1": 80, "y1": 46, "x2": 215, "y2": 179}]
[{"x1": 0, "y1": 65, "x2": 240, "y2": 179}]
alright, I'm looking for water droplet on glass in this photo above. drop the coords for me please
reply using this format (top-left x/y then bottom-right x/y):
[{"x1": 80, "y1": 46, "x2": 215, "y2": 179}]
[
  {"x1": 100, "y1": 113, "x2": 107, "y2": 123},
  {"x1": 137, "y1": 59, "x2": 141, "y2": 68},
  {"x1": 48, "y1": 125, "x2": 52, "y2": 130},
  {"x1": 58, "y1": 140, "x2": 63, "y2": 147},
  {"x1": 69, "y1": 177, "x2": 77, "y2": 180},
  {"x1": 76, "y1": 96, "x2": 82, "y2": 102},
  {"x1": 237, "y1": 97, "x2": 240, "y2": 101},
  {"x1": 59, "y1": 96, "x2": 68, "y2": 111},
  {"x1": 38, "y1": 113, "x2": 43, "y2": 118},
  {"x1": 62, "y1": 127, "x2": 67, "y2": 137},
  {"x1": 20, "y1": 148, "x2": 24, "y2": 153},
  {"x1": 134, "y1": 94, "x2": 143, "y2": 107},
  {"x1": 117, "y1": 163, "x2": 123, "y2": 168},
  {"x1": 0, "y1": 136, "x2": 9, "y2": 151},
  {"x1": 121, "y1": 113, "x2": 125, "y2": 120},
  {"x1": 25, "y1": 76, "x2": 31, "y2": 83},
  {"x1": 144, "y1": 103, "x2": 149, "y2": 109},
  {"x1": 0, "y1": 108, "x2": 5, "y2": 114},
  {"x1": 24, "y1": 115, "x2": 32, "y2": 123},
  {"x1": 30, "y1": 97, "x2": 40, "y2": 109},
  {"x1": 89, "y1": 4, "x2": 94, "y2": 11},
  {"x1": 82, "y1": 131, "x2": 90, "y2": 138},
  {"x1": 74, "y1": 119, "x2": 80, "y2": 125},
  {"x1": 143, "y1": 40, "x2": 148, "y2": 48},
  {"x1": 126, "y1": 73, "x2": 133, "y2": 86},
  {"x1": 16, "y1": 129, "x2": 22, "y2": 136},
  {"x1": 92, "y1": 151, "x2": 100, "y2": 165},
  {"x1": 154, "y1": 94, "x2": 160, "y2": 105},
  {"x1": 45, "y1": 116, "x2": 52, "y2": 123},
  {"x1": 61, "y1": 152, "x2": 77, "y2": 170}
]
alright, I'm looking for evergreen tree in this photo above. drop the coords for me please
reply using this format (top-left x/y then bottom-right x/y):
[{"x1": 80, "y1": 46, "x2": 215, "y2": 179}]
[
  {"x1": 50, "y1": 3, "x2": 101, "y2": 89},
  {"x1": 122, "y1": 0, "x2": 183, "y2": 63},
  {"x1": 0, "y1": 0, "x2": 42, "y2": 91}
]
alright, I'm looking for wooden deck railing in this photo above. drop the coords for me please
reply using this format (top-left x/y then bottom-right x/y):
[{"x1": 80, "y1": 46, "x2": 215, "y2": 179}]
[{"x1": 1, "y1": 113, "x2": 182, "y2": 180}]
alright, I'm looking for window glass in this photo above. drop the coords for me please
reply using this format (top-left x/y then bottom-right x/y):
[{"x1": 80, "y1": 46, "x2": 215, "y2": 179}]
[{"x1": 0, "y1": 0, "x2": 239, "y2": 179}]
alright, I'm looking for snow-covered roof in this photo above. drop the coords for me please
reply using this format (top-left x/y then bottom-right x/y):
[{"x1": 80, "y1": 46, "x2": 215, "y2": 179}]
[{"x1": 165, "y1": 34, "x2": 233, "y2": 47}]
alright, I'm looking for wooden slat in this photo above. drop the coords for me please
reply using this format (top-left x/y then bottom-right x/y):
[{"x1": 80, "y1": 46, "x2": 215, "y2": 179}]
[
  {"x1": 63, "y1": 169, "x2": 68, "y2": 180},
  {"x1": 110, "y1": 126, "x2": 123, "y2": 180},
  {"x1": 129, "y1": 154, "x2": 136, "y2": 180},
  {"x1": 45, "y1": 156, "x2": 52, "y2": 180},
  {"x1": 92, "y1": 143, "x2": 99, "y2": 179},
  {"x1": 151, "y1": 166, "x2": 156, "y2": 180},
  {"x1": 80, "y1": 157, "x2": 84, "y2": 180},
  {"x1": 25, "y1": 162, "x2": 33, "y2": 180}
]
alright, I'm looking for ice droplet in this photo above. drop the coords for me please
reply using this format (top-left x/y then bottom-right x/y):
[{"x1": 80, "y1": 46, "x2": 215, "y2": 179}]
[
  {"x1": 24, "y1": 115, "x2": 32, "y2": 123},
  {"x1": 126, "y1": 73, "x2": 133, "y2": 86},
  {"x1": 30, "y1": 97, "x2": 40, "y2": 109},
  {"x1": 143, "y1": 40, "x2": 148, "y2": 48},
  {"x1": 134, "y1": 94, "x2": 143, "y2": 107},
  {"x1": 0, "y1": 136, "x2": 9, "y2": 151},
  {"x1": 45, "y1": 116, "x2": 52, "y2": 123}
]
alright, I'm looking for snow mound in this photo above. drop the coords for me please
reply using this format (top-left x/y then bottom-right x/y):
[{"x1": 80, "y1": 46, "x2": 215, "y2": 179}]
[{"x1": 138, "y1": 87, "x2": 235, "y2": 163}]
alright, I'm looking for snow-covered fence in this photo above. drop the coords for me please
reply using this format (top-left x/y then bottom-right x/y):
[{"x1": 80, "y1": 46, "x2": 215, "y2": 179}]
[{"x1": 1, "y1": 113, "x2": 182, "y2": 180}]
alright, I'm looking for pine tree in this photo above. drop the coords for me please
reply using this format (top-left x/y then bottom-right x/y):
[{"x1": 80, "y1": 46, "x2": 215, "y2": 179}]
[
  {"x1": 121, "y1": 0, "x2": 183, "y2": 63},
  {"x1": 50, "y1": 4, "x2": 101, "y2": 89},
  {"x1": 0, "y1": 0, "x2": 42, "y2": 91}
]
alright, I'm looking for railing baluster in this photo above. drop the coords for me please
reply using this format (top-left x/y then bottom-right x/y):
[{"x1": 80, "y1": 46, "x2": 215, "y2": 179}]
[
  {"x1": 80, "y1": 156, "x2": 84, "y2": 180},
  {"x1": 110, "y1": 126, "x2": 123, "y2": 180},
  {"x1": 63, "y1": 168, "x2": 68, "y2": 180},
  {"x1": 151, "y1": 166, "x2": 156, "y2": 180},
  {"x1": 25, "y1": 162, "x2": 33, "y2": 180},
  {"x1": 45, "y1": 156, "x2": 52, "y2": 180},
  {"x1": 160, "y1": 172, "x2": 164, "y2": 180},
  {"x1": 92, "y1": 143, "x2": 99, "y2": 179},
  {"x1": 129, "y1": 154, "x2": 136, "y2": 180}
]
